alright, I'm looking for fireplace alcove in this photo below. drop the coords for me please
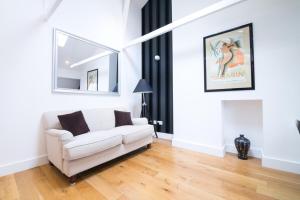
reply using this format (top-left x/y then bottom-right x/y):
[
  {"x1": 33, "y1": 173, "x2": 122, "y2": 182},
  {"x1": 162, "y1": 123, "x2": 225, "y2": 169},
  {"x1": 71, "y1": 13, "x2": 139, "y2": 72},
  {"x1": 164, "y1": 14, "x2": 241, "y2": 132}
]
[{"x1": 222, "y1": 100, "x2": 263, "y2": 158}]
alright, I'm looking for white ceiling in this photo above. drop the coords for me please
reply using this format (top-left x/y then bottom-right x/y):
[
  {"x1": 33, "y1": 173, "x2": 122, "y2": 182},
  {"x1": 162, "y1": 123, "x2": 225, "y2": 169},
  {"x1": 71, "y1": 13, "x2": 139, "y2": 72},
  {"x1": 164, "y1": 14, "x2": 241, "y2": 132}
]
[{"x1": 57, "y1": 34, "x2": 106, "y2": 70}]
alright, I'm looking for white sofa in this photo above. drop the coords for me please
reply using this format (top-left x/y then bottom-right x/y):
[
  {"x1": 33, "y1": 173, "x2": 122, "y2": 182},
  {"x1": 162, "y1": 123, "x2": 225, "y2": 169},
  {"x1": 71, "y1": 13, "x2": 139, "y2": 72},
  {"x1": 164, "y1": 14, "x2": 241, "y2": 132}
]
[{"x1": 43, "y1": 107, "x2": 154, "y2": 183}]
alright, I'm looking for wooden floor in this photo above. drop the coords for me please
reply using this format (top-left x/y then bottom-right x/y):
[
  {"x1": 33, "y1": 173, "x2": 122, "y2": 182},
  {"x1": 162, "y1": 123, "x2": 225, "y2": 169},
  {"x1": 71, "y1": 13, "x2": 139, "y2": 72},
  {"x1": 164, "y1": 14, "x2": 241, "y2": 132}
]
[{"x1": 1, "y1": 139, "x2": 300, "y2": 200}]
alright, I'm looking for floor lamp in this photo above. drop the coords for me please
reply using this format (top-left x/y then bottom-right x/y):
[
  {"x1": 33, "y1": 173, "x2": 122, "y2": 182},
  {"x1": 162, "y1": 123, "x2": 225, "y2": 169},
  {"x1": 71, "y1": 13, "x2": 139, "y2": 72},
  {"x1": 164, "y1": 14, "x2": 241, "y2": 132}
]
[{"x1": 133, "y1": 79, "x2": 158, "y2": 138}]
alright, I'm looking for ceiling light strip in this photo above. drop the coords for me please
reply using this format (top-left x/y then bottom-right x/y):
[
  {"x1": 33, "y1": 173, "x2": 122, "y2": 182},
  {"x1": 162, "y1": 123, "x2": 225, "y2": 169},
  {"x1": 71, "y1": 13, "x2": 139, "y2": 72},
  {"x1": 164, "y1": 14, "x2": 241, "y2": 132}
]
[
  {"x1": 70, "y1": 51, "x2": 113, "y2": 68},
  {"x1": 123, "y1": 0, "x2": 246, "y2": 49}
]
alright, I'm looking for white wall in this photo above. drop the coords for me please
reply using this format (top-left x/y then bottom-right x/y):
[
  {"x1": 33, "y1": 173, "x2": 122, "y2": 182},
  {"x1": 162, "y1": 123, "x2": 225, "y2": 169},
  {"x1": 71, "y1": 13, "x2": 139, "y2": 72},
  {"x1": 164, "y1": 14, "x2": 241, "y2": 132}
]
[
  {"x1": 0, "y1": 0, "x2": 142, "y2": 176},
  {"x1": 122, "y1": 1, "x2": 144, "y2": 115},
  {"x1": 172, "y1": 0, "x2": 300, "y2": 173}
]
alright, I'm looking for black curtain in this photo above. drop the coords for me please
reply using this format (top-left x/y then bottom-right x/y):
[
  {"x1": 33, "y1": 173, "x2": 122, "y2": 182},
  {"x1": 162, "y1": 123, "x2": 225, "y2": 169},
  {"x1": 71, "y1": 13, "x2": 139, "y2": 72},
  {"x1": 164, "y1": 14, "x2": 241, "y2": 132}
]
[{"x1": 142, "y1": 0, "x2": 173, "y2": 134}]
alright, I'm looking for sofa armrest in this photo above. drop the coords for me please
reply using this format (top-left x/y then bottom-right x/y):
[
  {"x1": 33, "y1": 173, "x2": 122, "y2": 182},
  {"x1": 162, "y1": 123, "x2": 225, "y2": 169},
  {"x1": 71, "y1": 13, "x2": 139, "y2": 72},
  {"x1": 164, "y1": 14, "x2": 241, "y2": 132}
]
[
  {"x1": 46, "y1": 129, "x2": 74, "y2": 144},
  {"x1": 45, "y1": 129, "x2": 74, "y2": 171},
  {"x1": 132, "y1": 118, "x2": 148, "y2": 125}
]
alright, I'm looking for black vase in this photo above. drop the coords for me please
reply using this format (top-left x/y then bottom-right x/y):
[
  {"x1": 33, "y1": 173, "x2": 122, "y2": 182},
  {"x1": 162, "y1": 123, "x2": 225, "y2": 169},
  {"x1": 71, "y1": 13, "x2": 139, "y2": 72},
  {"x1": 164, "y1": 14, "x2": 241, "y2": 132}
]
[{"x1": 234, "y1": 134, "x2": 250, "y2": 160}]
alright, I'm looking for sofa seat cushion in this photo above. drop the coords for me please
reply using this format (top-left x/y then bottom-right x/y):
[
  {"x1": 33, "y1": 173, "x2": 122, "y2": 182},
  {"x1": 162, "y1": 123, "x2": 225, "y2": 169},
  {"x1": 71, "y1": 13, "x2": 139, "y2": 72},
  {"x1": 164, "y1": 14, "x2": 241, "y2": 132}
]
[
  {"x1": 113, "y1": 125, "x2": 154, "y2": 144},
  {"x1": 63, "y1": 131, "x2": 122, "y2": 160}
]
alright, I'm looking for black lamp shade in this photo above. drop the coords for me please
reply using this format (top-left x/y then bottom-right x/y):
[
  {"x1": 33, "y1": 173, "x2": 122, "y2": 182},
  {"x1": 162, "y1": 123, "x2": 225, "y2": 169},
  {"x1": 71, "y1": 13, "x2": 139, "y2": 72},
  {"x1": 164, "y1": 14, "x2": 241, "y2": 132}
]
[{"x1": 133, "y1": 79, "x2": 152, "y2": 93}]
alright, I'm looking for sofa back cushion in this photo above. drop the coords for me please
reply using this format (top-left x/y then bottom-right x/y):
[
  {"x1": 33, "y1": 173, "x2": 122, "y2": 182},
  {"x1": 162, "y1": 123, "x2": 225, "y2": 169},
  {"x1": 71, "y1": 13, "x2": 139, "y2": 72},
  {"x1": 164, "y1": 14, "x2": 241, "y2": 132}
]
[
  {"x1": 83, "y1": 108, "x2": 117, "y2": 131},
  {"x1": 43, "y1": 106, "x2": 126, "y2": 131}
]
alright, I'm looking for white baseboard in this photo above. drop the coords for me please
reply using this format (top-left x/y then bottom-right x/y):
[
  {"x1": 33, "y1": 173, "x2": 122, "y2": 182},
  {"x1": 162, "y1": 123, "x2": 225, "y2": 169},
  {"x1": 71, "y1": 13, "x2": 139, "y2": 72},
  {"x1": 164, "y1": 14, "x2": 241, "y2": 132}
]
[
  {"x1": 154, "y1": 132, "x2": 173, "y2": 140},
  {"x1": 171, "y1": 140, "x2": 300, "y2": 174},
  {"x1": 262, "y1": 154, "x2": 300, "y2": 174},
  {"x1": 1, "y1": 150, "x2": 298, "y2": 177},
  {"x1": 172, "y1": 138, "x2": 225, "y2": 157},
  {"x1": 225, "y1": 144, "x2": 262, "y2": 158},
  {"x1": 0, "y1": 155, "x2": 48, "y2": 177}
]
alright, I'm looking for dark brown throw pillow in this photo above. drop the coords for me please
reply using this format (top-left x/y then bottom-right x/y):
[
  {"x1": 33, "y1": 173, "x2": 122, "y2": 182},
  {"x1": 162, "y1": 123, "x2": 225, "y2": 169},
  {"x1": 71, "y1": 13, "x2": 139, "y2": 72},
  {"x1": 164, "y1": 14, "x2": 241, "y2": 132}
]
[
  {"x1": 57, "y1": 111, "x2": 90, "y2": 136},
  {"x1": 114, "y1": 110, "x2": 133, "y2": 127}
]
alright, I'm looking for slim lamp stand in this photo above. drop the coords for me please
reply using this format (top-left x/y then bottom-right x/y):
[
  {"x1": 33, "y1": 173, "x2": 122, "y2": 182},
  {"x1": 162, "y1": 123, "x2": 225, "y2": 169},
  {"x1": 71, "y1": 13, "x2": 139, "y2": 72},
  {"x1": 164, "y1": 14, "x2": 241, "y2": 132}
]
[
  {"x1": 141, "y1": 93, "x2": 158, "y2": 138},
  {"x1": 141, "y1": 93, "x2": 147, "y2": 118}
]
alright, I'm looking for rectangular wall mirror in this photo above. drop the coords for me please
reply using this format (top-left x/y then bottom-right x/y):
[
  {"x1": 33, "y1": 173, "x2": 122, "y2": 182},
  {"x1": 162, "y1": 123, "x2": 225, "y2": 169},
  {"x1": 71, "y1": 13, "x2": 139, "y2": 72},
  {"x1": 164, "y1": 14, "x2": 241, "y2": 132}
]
[{"x1": 53, "y1": 29, "x2": 119, "y2": 95}]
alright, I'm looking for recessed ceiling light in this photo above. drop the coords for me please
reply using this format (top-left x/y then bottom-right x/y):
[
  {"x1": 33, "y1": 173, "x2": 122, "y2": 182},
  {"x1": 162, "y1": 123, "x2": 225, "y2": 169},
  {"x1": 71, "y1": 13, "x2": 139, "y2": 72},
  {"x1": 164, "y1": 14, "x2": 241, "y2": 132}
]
[
  {"x1": 65, "y1": 60, "x2": 70, "y2": 65},
  {"x1": 57, "y1": 33, "x2": 68, "y2": 47}
]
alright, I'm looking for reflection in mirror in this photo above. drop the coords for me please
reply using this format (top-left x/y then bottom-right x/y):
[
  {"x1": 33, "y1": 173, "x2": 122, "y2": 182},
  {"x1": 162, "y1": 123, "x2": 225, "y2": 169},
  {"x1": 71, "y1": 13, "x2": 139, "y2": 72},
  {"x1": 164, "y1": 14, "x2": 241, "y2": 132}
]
[{"x1": 53, "y1": 29, "x2": 119, "y2": 95}]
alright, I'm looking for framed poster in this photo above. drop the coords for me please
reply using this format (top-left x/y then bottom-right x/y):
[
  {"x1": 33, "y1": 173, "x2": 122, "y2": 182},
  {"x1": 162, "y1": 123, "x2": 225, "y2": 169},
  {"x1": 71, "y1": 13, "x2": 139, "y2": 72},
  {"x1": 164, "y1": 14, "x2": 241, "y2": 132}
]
[
  {"x1": 87, "y1": 69, "x2": 98, "y2": 91},
  {"x1": 203, "y1": 23, "x2": 255, "y2": 92}
]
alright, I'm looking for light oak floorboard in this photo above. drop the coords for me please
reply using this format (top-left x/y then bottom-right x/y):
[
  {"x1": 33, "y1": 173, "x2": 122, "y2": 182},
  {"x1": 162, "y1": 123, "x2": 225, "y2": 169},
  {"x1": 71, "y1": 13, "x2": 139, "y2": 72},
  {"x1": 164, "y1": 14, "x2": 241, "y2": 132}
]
[
  {"x1": 0, "y1": 139, "x2": 299, "y2": 200},
  {"x1": 0, "y1": 175, "x2": 19, "y2": 200}
]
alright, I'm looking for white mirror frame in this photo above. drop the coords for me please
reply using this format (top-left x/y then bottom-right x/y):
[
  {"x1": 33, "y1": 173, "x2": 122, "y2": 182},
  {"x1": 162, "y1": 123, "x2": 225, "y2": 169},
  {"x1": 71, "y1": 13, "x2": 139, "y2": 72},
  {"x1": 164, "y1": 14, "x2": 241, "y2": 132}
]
[{"x1": 52, "y1": 28, "x2": 120, "y2": 96}]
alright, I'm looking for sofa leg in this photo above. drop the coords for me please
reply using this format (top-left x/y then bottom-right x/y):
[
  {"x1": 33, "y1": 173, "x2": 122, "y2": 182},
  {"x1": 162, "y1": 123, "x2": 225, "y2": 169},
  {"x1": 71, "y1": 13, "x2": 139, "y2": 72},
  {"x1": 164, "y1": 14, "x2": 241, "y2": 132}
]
[
  {"x1": 147, "y1": 144, "x2": 152, "y2": 149},
  {"x1": 69, "y1": 175, "x2": 77, "y2": 185}
]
